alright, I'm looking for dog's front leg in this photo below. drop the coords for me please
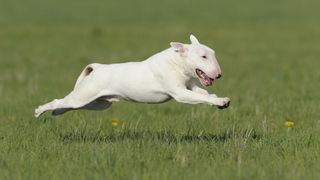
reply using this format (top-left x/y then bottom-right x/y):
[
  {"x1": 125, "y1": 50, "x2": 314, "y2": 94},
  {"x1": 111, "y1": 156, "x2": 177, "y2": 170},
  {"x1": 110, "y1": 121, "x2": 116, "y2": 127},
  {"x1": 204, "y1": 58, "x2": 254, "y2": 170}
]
[
  {"x1": 170, "y1": 89, "x2": 230, "y2": 108},
  {"x1": 188, "y1": 81, "x2": 217, "y2": 97}
]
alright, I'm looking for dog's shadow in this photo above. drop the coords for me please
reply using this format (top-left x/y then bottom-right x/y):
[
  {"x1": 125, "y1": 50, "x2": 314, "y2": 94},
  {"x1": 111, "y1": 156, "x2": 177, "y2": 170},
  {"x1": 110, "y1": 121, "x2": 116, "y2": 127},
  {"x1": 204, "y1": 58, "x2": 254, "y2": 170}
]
[{"x1": 58, "y1": 129, "x2": 262, "y2": 144}]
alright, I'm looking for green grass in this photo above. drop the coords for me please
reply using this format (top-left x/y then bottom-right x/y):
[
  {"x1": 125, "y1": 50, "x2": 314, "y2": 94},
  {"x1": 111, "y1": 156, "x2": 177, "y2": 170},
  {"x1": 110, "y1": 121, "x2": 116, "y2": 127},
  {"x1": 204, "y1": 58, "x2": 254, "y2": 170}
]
[{"x1": 1, "y1": 0, "x2": 320, "y2": 179}]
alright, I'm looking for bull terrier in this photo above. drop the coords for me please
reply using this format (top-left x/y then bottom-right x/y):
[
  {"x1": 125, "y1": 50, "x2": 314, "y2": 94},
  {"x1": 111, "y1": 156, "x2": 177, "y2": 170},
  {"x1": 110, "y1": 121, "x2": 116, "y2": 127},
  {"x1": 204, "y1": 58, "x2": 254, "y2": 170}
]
[{"x1": 35, "y1": 35, "x2": 230, "y2": 117}]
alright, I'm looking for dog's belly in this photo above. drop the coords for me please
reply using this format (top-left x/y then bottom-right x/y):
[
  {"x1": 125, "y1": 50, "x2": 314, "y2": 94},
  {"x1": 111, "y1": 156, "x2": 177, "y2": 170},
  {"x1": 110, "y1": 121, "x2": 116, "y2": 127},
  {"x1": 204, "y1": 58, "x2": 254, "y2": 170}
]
[{"x1": 122, "y1": 91, "x2": 172, "y2": 104}]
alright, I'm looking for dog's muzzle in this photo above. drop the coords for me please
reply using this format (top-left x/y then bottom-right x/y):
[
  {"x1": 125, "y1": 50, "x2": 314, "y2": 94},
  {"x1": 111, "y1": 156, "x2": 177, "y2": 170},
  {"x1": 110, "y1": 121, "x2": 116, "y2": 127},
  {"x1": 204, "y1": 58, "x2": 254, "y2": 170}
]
[{"x1": 196, "y1": 69, "x2": 214, "y2": 86}]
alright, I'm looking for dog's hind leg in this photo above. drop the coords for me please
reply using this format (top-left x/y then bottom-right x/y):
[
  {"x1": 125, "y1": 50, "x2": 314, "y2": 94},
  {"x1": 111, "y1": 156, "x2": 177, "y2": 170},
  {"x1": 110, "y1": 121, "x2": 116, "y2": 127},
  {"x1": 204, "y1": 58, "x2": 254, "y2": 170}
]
[
  {"x1": 34, "y1": 95, "x2": 86, "y2": 118},
  {"x1": 51, "y1": 97, "x2": 113, "y2": 116},
  {"x1": 35, "y1": 63, "x2": 115, "y2": 118},
  {"x1": 50, "y1": 108, "x2": 73, "y2": 116},
  {"x1": 81, "y1": 97, "x2": 113, "y2": 110},
  {"x1": 35, "y1": 88, "x2": 117, "y2": 117}
]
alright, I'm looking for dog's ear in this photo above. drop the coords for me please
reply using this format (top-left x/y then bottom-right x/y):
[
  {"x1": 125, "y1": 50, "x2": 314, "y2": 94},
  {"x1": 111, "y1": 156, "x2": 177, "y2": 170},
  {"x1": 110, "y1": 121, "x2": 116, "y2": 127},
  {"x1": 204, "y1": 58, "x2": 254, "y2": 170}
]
[
  {"x1": 190, "y1": 34, "x2": 200, "y2": 45},
  {"x1": 170, "y1": 42, "x2": 187, "y2": 53}
]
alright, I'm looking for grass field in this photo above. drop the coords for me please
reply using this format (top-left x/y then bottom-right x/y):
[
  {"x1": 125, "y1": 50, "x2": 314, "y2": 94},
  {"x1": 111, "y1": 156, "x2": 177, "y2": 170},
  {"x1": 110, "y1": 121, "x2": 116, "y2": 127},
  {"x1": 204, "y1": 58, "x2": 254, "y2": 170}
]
[{"x1": 1, "y1": 0, "x2": 320, "y2": 179}]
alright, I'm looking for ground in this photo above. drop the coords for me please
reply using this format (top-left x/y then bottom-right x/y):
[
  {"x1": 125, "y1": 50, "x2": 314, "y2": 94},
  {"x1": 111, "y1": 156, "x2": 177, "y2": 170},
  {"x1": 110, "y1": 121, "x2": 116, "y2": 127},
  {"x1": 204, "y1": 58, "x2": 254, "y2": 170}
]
[{"x1": 0, "y1": 0, "x2": 320, "y2": 179}]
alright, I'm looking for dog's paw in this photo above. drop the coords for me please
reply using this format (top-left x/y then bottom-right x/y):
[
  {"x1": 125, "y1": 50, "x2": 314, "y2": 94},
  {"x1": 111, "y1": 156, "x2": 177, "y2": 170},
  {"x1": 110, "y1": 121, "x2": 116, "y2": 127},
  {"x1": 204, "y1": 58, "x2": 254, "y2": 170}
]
[
  {"x1": 216, "y1": 97, "x2": 230, "y2": 109},
  {"x1": 34, "y1": 107, "x2": 43, "y2": 118}
]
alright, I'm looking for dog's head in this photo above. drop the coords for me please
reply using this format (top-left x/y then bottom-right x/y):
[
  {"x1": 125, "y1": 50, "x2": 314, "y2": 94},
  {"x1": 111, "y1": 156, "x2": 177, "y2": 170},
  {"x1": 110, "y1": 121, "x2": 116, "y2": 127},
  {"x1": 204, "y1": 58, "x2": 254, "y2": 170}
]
[{"x1": 170, "y1": 35, "x2": 222, "y2": 86}]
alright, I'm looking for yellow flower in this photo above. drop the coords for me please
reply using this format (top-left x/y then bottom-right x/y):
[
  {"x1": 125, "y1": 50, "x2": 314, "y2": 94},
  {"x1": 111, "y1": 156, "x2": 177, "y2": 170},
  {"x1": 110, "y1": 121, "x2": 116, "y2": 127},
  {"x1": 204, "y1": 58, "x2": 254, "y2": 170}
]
[
  {"x1": 111, "y1": 119, "x2": 119, "y2": 127},
  {"x1": 284, "y1": 120, "x2": 295, "y2": 127}
]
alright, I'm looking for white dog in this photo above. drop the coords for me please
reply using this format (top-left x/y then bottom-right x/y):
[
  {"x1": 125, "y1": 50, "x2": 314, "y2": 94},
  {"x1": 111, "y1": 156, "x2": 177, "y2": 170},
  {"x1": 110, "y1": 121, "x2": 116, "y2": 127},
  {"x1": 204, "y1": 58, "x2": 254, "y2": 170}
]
[{"x1": 35, "y1": 35, "x2": 230, "y2": 117}]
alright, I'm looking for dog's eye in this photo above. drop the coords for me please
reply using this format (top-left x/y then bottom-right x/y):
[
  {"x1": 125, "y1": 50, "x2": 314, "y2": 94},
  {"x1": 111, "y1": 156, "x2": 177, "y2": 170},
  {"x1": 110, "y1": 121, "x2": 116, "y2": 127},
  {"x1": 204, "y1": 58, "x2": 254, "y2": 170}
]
[{"x1": 202, "y1": 55, "x2": 207, "y2": 59}]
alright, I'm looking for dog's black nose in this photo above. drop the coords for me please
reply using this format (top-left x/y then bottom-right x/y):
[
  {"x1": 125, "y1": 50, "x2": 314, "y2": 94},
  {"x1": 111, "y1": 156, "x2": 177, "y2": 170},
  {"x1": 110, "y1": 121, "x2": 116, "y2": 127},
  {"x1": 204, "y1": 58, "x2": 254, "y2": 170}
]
[{"x1": 216, "y1": 74, "x2": 222, "y2": 79}]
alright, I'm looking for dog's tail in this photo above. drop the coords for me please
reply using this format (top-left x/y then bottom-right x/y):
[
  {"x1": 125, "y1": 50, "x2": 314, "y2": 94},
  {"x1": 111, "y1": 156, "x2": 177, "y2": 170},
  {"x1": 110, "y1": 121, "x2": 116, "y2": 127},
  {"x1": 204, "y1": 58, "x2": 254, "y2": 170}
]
[{"x1": 74, "y1": 63, "x2": 100, "y2": 90}]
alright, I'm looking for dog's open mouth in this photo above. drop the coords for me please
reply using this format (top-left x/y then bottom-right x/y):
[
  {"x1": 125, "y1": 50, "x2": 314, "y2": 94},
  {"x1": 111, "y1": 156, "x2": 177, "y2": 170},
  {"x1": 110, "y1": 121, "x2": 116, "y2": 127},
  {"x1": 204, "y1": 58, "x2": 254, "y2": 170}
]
[{"x1": 196, "y1": 69, "x2": 214, "y2": 86}]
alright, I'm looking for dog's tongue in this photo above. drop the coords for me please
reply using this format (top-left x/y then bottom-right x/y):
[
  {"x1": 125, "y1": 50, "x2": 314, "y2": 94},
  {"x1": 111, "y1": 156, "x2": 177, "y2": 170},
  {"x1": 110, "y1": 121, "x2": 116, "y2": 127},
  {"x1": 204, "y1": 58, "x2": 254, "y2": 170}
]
[
  {"x1": 204, "y1": 76, "x2": 213, "y2": 86},
  {"x1": 197, "y1": 69, "x2": 214, "y2": 86},
  {"x1": 200, "y1": 75, "x2": 213, "y2": 86}
]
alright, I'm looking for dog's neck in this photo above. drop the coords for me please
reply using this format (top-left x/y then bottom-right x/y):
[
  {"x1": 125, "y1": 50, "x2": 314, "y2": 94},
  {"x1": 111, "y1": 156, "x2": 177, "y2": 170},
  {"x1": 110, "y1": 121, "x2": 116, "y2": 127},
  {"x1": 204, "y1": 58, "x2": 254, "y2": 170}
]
[{"x1": 146, "y1": 48, "x2": 194, "y2": 84}]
